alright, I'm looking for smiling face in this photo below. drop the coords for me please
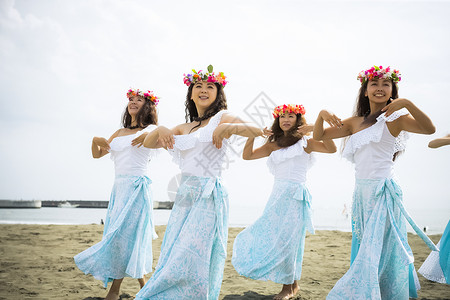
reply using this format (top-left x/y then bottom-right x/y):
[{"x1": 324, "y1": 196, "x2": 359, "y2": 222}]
[
  {"x1": 191, "y1": 81, "x2": 218, "y2": 112},
  {"x1": 279, "y1": 113, "x2": 297, "y2": 132},
  {"x1": 127, "y1": 95, "x2": 145, "y2": 117},
  {"x1": 365, "y1": 78, "x2": 393, "y2": 105}
]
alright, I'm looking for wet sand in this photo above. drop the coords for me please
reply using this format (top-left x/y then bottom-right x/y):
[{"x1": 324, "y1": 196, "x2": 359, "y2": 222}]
[{"x1": 0, "y1": 224, "x2": 449, "y2": 299}]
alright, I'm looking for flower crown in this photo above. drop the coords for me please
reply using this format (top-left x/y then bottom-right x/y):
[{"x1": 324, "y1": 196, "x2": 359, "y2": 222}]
[
  {"x1": 127, "y1": 89, "x2": 159, "y2": 105},
  {"x1": 183, "y1": 64, "x2": 227, "y2": 87},
  {"x1": 357, "y1": 65, "x2": 401, "y2": 84},
  {"x1": 273, "y1": 104, "x2": 306, "y2": 118}
]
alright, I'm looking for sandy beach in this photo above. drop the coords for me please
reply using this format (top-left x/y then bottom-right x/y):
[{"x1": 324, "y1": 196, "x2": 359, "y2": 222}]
[{"x1": 0, "y1": 224, "x2": 449, "y2": 300}]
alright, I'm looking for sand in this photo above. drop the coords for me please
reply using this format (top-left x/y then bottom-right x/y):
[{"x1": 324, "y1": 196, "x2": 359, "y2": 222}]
[{"x1": 0, "y1": 224, "x2": 449, "y2": 300}]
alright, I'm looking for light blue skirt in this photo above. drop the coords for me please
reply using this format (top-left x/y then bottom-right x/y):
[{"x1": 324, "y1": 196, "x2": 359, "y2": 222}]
[
  {"x1": 136, "y1": 175, "x2": 229, "y2": 300},
  {"x1": 440, "y1": 221, "x2": 450, "y2": 283},
  {"x1": 232, "y1": 179, "x2": 314, "y2": 284},
  {"x1": 419, "y1": 220, "x2": 450, "y2": 284},
  {"x1": 74, "y1": 175, "x2": 155, "y2": 287},
  {"x1": 327, "y1": 178, "x2": 433, "y2": 300}
]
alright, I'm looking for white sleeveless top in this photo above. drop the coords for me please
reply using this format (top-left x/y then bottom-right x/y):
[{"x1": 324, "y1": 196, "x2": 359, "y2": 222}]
[
  {"x1": 109, "y1": 125, "x2": 158, "y2": 176},
  {"x1": 266, "y1": 136, "x2": 313, "y2": 183},
  {"x1": 342, "y1": 109, "x2": 409, "y2": 179},
  {"x1": 169, "y1": 110, "x2": 229, "y2": 178}
]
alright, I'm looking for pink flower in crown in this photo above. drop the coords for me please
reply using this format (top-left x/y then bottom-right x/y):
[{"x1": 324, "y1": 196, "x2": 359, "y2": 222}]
[{"x1": 215, "y1": 72, "x2": 227, "y2": 87}]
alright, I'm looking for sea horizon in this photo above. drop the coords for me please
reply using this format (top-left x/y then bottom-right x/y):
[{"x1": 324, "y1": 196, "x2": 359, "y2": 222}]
[{"x1": 0, "y1": 205, "x2": 448, "y2": 235}]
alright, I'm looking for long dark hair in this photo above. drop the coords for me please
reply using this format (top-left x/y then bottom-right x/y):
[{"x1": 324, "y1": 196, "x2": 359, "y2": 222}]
[
  {"x1": 185, "y1": 82, "x2": 227, "y2": 132},
  {"x1": 355, "y1": 80, "x2": 399, "y2": 126},
  {"x1": 268, "y1": 114, "x2": 306, "y2": 148},
  {"x1": 122, "y1": 97, "x2": 158, "y2": 128}
]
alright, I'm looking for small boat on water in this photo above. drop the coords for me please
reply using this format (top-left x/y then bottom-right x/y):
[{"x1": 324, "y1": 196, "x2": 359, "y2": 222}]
[
  {"x1": 57, "y1": 201, "x2": 79, "y2": 208},
  {"x1": 153, "y1": 201, "x2": 174, "y2": 209}
]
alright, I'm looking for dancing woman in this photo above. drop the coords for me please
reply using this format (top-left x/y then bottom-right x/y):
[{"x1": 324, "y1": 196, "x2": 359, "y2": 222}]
[{"x1": 314, "y1": 65, "x2": 437, "y2": 299}]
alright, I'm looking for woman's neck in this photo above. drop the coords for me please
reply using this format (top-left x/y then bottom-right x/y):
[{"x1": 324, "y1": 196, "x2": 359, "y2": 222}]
[
  {"x1": 197, "y1": 107, "x2": 206, "y2": 118},
  {"x1": 130, "y1": 116, "x2": 139, "y2": 127},
  {"x1": 369, "y1": 102, "x2": 386, "y2": 116}
]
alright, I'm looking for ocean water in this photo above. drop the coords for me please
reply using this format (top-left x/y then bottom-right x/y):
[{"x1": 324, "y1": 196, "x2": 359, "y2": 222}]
[
  {"x1": 0, "y1": 205, "x2": 448, "y2": 234},
  {"x1": 0, "y1": 207, "x2": 170, "y2": 226}
]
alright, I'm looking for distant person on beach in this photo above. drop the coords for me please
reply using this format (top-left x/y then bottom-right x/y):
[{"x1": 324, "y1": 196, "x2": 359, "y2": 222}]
[
  {"x1": 428, "y1": 134, "x2": 450, "y2": 148},
  {"x1": 135, "y1": 65, "x2": 264, "y2": 299},
  {"x1": 74, "y1": 89, "x2": 160, "y2": 300},
  {"x1": 419, "y1": 220, "x2": 450, "y2": 284},
  {"x1": 314, "y1": 65, "x2": 437, "y2": 299},
  {"x1": 231, "y1": 104, "x2": 336, "y2": 300}
]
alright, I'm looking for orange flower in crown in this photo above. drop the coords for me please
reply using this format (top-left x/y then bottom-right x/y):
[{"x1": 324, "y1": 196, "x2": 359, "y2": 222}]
[
  {"x1": 183, "y1": 64, "x2": 227, "y2": 87},
  {"x1": 127, "y1": 88, "x2": 159, "y2": 105},
  {"x1": 272, "y1": 104, "x2": 306, "y2": 118}
]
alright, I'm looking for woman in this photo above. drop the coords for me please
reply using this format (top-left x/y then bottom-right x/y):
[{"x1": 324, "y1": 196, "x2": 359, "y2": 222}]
[
  {"x1": 74, "y1": 89, "x2": 159, "y2": 300},
  {"x1": 136, "y1": 65, "x2": 264, "y2": 299},
  {"x1": 232, "y1": 104, "x2": 336, "y2": 300},
  {"x1": 313, "y1": 65, "x2": 437, "y2": 299}
]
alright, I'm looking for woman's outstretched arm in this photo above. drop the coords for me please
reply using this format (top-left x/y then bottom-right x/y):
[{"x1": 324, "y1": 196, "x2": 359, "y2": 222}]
[
  {"x1": 242, "y1": 137, "x2": 275, "y2": 160},
  {"x1": 428, "y1": 134, "x2": 450, "y2": 148},
  {"x1": 382, "y1": 99, "x2": 435, "y2": 135},
  {"x1": 92, "y1": 130, "x2": 120, "y2": 158},
  {"x1": 313, "y1": 110, "x2": 353, "y2": 141},
  {"x1": 137, "y1": 126, "x2": 177, "y2": 149}
]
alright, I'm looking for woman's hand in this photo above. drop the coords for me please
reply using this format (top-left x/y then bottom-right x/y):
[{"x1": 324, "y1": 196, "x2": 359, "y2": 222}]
[
  {"x1": 262, "y1": 127, "x2": 273, "y2": 138},
  {"x1": 320, "y1": 110, "x2": 343, "y2": 129},
  {"x1": 157, "y1": 126, "x2": 175, "y2": 149},
  {"x1": 297, "y1": 124, "x2": 314, "y2": 135},
  {"x1": 131, "y1": 133, "x2": 147, "y2": 147},
  {"x1": 314, "y1": 109, "x2": 351, "y2": 140},
  {"x1": 381, "y1": 98, "x2": 410, "y2": 117},
  {"x1": 93, "y1": 137, "x2": 110, "y2": 151},
  {"x1": 92, "y1": 136, "x2": 111, "y2": 158},
  {"x1": 213, "y1": 123, "x2": 233, "y2": 149}
]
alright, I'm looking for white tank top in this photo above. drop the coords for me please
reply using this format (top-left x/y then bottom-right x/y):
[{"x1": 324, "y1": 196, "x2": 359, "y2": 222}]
[
  {"x1": 266, "y1": 136, "x2": 313, "y2": 183},
  {"x1": 342, "y1": 110, "x2": 409, "y2": 179},
  {"x1": 169, "y1": 110, "x2": 229, "y2": 178},
  {"x1": 109, "y1": 125, "x2": 158, "y2": 176}
]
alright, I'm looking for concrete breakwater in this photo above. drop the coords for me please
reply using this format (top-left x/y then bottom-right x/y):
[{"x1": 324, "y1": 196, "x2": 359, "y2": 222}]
[
  {"x1": 1, "y1": 200, "x2": 173, "y2": 209},
  {"x1": 0, "y1": 200, "x2": 42, "y2": 208},
  {"x1": 42, "y1": 200, "x2": 173, "y2": 209},
  {"x1": 42, "y1": 201, "x2": 109, "y2": 208}
]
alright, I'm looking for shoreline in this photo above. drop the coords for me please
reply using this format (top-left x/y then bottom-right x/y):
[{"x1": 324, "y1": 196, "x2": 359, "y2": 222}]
[
  {"x1": 0, "y1": 221, "x2": 446, "y2": 235},
  {"x1": 1, "y1": 224, "x2": 449, "y2": 299},
  {"x1": 2, "y1": 206, "x2": 448, "y2": 235}
]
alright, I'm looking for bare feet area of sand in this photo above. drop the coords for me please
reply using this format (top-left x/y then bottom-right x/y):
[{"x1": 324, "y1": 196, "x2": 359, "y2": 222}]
[{"x1": 0, "y1": 224, "x2": 449, "y2": 299}]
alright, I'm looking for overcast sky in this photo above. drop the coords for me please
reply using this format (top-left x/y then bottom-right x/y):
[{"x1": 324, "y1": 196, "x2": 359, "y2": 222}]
[{"x1": 1, "y1": 0, "x2": 449, "y2": 217}]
